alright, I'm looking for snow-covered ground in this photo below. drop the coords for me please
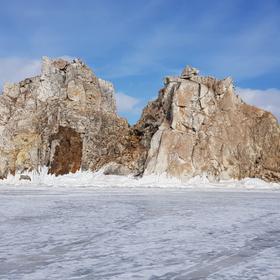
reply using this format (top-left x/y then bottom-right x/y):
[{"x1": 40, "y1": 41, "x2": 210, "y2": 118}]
[{"x1": 1, "y1": 177, "x2": 280, "y2": 280}]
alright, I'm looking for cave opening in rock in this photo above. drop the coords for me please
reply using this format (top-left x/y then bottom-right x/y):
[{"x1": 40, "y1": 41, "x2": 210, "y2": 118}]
[{"x1": 48, "y1": 126, "x2": 83, "y2": 176}]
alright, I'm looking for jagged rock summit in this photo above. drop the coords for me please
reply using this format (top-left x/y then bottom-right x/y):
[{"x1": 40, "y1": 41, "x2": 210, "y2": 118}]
[
  {"x1": 0, "y1": 57, "x2": 279, "y2": 182},
  {"x1": 138, "y1": 67, "x2": 280, "y2": 182}
]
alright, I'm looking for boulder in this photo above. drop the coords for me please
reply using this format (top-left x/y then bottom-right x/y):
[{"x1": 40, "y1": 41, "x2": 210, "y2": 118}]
[
  {"x1": 180, "y1": 66, "x2": 199, "y2": 79},
  {"x1": 102, "y1": 162, "x2": 132, "y2": 176},
  {"x1": 19, "y1": 175, "x2": 31, "y2": 181}
]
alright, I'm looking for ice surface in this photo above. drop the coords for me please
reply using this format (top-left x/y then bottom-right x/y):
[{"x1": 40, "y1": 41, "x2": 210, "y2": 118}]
[{"x1": 1, "y1": 183, "x2": 280, "y2": 279}]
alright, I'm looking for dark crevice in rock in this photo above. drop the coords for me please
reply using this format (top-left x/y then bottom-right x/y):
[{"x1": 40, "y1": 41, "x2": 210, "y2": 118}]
[{"x1": 48, "y1": 126, "x2": 82, "y2": 176}]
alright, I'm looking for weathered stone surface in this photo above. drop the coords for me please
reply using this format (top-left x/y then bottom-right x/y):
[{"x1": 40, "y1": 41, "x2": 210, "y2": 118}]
[
  {"x1": 102, "y1": 162, "x2": 132, "y2": 176},
  {"x1": 3, "y1": 83, "x2": 20, "y2": 98},
  {"x1": 0, "y1": 57, "x2": 140, "y2": 178},
  {"x1": 0, "y1": 59, "x2": 279, "y2": 183},
  {"x1": 141, "y1": 67, "x2": 280, "y2": 182},
  {"x1": 181, "y1": 66, "x2": 199, "y2": 79}
]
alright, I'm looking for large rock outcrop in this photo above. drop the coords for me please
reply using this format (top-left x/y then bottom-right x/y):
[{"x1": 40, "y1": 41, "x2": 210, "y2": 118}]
[
  {"x1": 139, "y1": 66, "x2": 280, "y2": 182},
  {"x1": 0, "y1": 59, "x2": 279, "y2": 183},
  {"x1": 0, "y1": 57, "x2": 144, "y2": 178}
]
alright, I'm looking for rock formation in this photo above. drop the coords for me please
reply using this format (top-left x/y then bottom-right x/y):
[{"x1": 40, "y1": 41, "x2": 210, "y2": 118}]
[
  {"x1": 0, "y1": 60, "x2": 279, "y2": 182},
  {"x1": 0, "y1": 57, "x2": 144, "y2": 179},
  {"x1": 139, "y1": 66, "x2": 280, "y2": 182}
]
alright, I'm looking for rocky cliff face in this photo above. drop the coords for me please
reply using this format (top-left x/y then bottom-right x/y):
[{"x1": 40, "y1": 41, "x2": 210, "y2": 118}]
[
  {"x1": 0, "y1": 59, "x2": 279, "y2": 182},
  {"x1": 140, "y1": 66, "x2": 280, "y2": 182},
  {"x1": 0, "y1": 57, "x2": 144, "y2": 178}
]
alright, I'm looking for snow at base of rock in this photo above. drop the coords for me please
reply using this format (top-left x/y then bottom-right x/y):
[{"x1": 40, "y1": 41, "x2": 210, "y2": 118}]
[{"x1": 1, "y1": 167, "x2": 280, "y2": 190}]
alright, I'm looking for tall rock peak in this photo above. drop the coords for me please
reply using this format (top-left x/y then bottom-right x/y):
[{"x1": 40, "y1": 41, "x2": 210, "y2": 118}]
[
  {"x1": 0, "y1": 57, "x2": 134, "y2": 178},
  {"x1": 138, "y1": 66, "x2": 280, "y2": 182}
]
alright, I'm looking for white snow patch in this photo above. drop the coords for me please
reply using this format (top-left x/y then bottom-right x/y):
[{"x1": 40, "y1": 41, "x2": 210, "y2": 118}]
[{"x1": 0, "y1": 167, "x2": 279, "y2": 191}]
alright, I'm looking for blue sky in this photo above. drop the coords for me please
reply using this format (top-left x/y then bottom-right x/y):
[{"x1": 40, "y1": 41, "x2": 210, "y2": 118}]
[{"x1": 0, "y1": 0, "x2": 280, "y2": 123}]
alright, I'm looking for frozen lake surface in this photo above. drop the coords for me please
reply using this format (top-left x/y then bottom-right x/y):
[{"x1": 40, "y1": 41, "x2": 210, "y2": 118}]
[{"x1": 0, "y1": 186, "x2": 280, "y2": 280}]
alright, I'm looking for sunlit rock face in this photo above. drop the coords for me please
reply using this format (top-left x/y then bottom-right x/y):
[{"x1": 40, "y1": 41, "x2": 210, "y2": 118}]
[
  {"x1": 141, "y1": 66, "x2": 280, "y2": 182},
  {"x1": 0, "y1": 61, "x2": 279, "y2": 182},
  {"x1": 0, "y1": 57, "x2": 144, "y2": 178}
]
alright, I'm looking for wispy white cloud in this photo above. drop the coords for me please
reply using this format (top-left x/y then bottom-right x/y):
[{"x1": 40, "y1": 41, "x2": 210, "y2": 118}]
[
  {"x1": 100, "y1": 1, "x2": 280, "y2": 81},
  {"x1": 236, "y1": 87, "x2": 280, "y2": 121},
  {"x1": 115, "y1": 92, "x2": 142, "y2": 114},
  {"x1": 206, "y1": 16, "x2": 280, "y2": 80},
  {"x1": 0, "y1": 57, "x2": 41, "y2": 88},
  {"x1": 0, "y1": 56, "x2": 76, "y2": 91}
]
